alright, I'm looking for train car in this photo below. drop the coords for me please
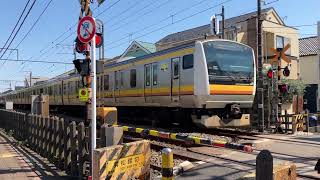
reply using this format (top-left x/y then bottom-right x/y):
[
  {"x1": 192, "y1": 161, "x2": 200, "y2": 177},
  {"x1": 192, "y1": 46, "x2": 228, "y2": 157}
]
[{"x1": 0, "y1": 39, "x2": 255, "y2": 128}]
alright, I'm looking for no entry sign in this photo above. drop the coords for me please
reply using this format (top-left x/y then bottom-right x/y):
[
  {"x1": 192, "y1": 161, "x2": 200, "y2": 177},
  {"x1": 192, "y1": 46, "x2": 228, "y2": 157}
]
[{"x1": 77, "y1": 16, "x2": 96, "y2": 43}]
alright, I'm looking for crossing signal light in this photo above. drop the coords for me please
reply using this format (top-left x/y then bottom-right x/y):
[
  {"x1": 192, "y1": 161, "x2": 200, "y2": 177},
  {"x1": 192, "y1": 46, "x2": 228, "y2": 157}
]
[
  {"x1": 267, "y1": 68, "x2": 273, "y2": 79},
  {"x1": 95, "y1": 33, "x2": 103, "y2": 48},
  {"x1": 73, "y1": 59, "x2": 90, "y2": 76},
  {"x1": 278, "y1": 84, "x2": 289, "y2": 93},
  {"x1": 283, "y1": 66, "x2": 290, "y2": 77}
]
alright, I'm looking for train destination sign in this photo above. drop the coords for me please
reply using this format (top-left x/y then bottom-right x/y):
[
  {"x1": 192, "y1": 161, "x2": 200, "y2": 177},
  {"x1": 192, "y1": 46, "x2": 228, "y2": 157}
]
[{"x1": 77, "y1": 16, "x2": 96, "y2": 43}]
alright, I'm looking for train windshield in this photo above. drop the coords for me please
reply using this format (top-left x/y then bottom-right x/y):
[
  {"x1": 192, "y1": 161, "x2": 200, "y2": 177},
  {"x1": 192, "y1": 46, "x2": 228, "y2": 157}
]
[{"x1": 203, "y1": 41, "x2": 254, "y2": 85}]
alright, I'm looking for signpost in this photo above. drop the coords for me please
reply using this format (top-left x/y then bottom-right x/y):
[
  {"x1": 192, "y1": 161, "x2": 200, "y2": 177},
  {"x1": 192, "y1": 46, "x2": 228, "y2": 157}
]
[
  {"x1": 77, "y1": 16, "x2": 96, "y2": 44},
  {"x1": 79, "y1": 88, "x2": 89, "y2": 102},
  {"x1": 77, "y1": 12, "x2": 97, "y2": 177},
  {"x1": 270, "y1": 44, "x2": 291, "y2": 131}
]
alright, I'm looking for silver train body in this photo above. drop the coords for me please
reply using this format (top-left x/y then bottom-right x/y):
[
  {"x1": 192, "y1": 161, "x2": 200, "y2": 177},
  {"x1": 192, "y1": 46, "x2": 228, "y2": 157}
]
[{"x1": 0, "y1": 39, "x2": 256, "y2": 128}]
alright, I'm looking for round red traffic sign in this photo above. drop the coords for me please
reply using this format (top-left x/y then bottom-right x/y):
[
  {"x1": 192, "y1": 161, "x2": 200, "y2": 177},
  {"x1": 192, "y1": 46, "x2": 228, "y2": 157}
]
[{"x1": 77, "y1": 16, "x2": 96, "y2": 43}]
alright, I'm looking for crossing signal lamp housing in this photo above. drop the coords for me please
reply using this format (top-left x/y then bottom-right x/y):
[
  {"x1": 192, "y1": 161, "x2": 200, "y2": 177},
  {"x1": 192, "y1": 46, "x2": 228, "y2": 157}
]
[
  {"x1": 95, "y1": 33, "x2": 103, "y2": 48},
  {"x1": 73, "y1": 59, "x2": 90, "y2": 76},
  {"x1": 278, "y1": 84, "x2": 289, "y2": 94},
  {"x1": 267, "y1": 68, "x2": 273, "y2": 79},
  {"x1": 283, "y1": 66, "x2": 290, "y2": 77}
]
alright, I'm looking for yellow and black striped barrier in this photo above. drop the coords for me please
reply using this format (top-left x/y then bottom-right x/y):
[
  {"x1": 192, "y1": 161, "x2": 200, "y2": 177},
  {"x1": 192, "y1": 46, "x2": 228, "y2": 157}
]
[
  {"x1": 162, "y1": 148, "x2": 174, "y2": 180},
  {"x1": 120, "y1": 125, "x2": 253, "y2": 152}
]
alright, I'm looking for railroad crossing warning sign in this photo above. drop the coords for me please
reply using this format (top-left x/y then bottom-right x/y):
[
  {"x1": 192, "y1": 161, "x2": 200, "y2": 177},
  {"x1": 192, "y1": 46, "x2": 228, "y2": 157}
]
[
  {"x1": 79, "y1": 88, "x2": 89, "y2": 102},
  {"x1": 77, "y1": 16, "x2": 96, "y2": 43},
  {"x1": 270, "y1": 44, "x2": 291, "y2": 63},
  {"x1": 293, "y1": 114, "x2": 305, "y2": 132}
]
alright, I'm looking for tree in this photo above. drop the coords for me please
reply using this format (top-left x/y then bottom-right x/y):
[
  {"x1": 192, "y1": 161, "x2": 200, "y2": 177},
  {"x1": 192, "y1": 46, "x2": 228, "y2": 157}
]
[{"x1": 280, "y1": 78, "x2": 307, "y2": 103}]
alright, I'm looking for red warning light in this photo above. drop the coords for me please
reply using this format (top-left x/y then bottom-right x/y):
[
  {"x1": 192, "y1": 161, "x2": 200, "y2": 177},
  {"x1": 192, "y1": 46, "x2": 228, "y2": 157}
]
[{"x1": 267, "y1": 69, "x2": 273, "y2": 79}]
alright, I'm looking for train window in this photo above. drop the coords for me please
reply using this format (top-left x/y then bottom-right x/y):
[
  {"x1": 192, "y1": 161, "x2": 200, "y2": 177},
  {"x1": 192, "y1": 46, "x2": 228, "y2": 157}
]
[
  {"x1": 115, "y1": 72, "x2": 119, "y2": 89},
  {"x1": 63, "y1": 84, "x2": 67, "y2": 95},
  {"x1": 75, "y1": 81, "x2": 78, "y2": 94},
  {"x1": 130, "y1": 69, "x2": 136, "y2": 88},
  {"x1": 183, "y1": 54, "x2": 194, "y2": 69},
  {"x1": 104, "y1": 75, "x2": 109, "y2": 90},
  {"x1": 152, "y1": 64, "x2": 158, "y2": 85},
  {"x1": 120, "y1": 72, "x2": 124, "y2": 88},
  {"x1": 145, "y1": 65, "x2": 151, "y2": 86},
  {"x1": 97, "y1": 77, "x2": 100, "y2": 91},
  {"x1": 173, "y1": 61, "x2": 179, "y2": 78}
]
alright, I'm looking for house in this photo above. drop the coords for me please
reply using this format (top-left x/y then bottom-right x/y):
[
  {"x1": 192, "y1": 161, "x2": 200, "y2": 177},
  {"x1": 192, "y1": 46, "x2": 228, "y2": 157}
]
[
  {"x1": 121, "y1": 41, "x2": 156, "y2": 58},
  {"x1": 156, "y1": 7, "x2": 300, "y2": 80},
  {"x1": 299, "y1": 36, "x2": 319, "y2": 112}
]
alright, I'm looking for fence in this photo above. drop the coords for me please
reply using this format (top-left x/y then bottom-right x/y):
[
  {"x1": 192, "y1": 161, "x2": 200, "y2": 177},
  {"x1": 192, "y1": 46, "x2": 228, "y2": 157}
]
[
  {"x1": 278, "y1": 111, "x2": 320, "y2": 133},
  {"x1": 0, "y1": 109, "x2": 111, "y2": 178}
]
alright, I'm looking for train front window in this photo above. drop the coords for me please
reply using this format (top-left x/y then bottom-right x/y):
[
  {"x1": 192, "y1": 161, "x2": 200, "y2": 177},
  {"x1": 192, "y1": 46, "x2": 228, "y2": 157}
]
[{"x1": 203, "y1": 41, "x2": 254, "y2": 85}]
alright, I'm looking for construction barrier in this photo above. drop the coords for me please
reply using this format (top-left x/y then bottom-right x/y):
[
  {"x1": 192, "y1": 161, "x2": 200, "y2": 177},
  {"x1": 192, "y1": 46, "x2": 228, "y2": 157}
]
[
  {"x1": 93, "y1": 140, "x2": 151, "y2": 180},
  {"x1": 120, "y1": 125, "x2": 253, "y2": 152}
]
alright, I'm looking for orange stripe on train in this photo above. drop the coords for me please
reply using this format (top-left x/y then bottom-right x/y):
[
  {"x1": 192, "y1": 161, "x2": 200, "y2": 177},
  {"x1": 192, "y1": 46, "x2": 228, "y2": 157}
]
[{"x1": 210, "y1": 84, "x2": 254, "y2": 95}]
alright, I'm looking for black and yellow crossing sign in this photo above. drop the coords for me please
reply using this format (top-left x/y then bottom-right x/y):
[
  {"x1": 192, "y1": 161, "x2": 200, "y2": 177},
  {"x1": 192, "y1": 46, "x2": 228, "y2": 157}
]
[
  {"x1": 93, "y1": 140, "x2": 151, "y2": 179},
  {"x1": 79, "y1": 88, "x2": 89, "y2": 102},
  {"x1": 293, "y1": 114, "x2": 305, "y2": 132}
]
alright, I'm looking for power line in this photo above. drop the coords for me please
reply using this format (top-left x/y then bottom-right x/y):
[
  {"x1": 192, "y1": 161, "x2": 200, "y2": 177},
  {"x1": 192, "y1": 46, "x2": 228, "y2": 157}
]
[
  {"x1": 0, "y1": 0, "x2": 37, "y2": 61},
  {"x1": 30, "y1": 0, "x2": 122, "y2": 61},
  {"x1": 0, "y1": 58, "x2": 72, "y2": 64},
  {"x1": 6, "y1": 0, "x2": 53, "y2": 60},
  {"x1": 105, "y1": 0, "x2": 212, "y2": 46},
  {"x1": 0, "y1": 0, "x2": 31, "y2": 55},
  {"x1": 108, "y1": 0, "x2": 233, "y2": 50}
]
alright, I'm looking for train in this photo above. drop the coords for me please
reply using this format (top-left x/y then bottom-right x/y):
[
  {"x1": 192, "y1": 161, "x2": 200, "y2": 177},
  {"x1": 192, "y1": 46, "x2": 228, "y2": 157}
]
[{"x1": 0, "y1": 39, "x2": 256, "y2": 128}]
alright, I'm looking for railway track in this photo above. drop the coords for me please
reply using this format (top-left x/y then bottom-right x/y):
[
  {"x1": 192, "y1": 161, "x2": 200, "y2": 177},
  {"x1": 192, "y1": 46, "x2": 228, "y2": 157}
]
[{"x1": 124, "y1": 130, "x2": 320, "y2": 179}]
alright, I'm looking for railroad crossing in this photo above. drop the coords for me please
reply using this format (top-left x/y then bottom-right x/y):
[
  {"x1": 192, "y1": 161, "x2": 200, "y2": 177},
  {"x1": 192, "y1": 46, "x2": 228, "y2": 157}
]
[{"x1": 0, "y1": 0, "x2": 319, "y2": 179}]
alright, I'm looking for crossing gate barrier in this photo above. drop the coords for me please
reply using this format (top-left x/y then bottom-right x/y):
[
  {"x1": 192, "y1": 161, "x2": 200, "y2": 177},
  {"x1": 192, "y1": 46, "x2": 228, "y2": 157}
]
[{"x1": 120, "y1": 125, "x2": 253, "y2": 152}]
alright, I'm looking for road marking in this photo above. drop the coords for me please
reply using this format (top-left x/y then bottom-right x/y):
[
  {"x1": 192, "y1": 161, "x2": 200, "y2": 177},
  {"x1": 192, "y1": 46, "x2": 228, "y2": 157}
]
[{"x1": 0, "y1": 153, "x2": 17, "y2": 158}]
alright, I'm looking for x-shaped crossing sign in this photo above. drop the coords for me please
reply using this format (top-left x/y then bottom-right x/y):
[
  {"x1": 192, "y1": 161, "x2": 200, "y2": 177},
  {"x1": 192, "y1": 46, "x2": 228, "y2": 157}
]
[{"x1": 270, "y1": 44, "x2": 291, "y2": 63}]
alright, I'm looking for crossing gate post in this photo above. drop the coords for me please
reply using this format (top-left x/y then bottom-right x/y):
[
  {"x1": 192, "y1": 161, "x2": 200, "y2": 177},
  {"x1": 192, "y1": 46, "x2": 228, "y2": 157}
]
[
  {"x1": 256, "y1": 150, "x2": 273, "y2": 180},
  {"x1": 162, "y1": 148, "x2": 174, "y2": 180}
]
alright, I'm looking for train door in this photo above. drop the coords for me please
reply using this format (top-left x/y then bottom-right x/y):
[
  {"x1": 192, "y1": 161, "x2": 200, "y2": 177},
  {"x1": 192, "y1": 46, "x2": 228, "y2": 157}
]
[
  {"x1": 114, "y1": 71, "x2": 120, "y2": 102},
  {"x1": 171, "y1": 57, "x2": 180, "y2": 102},
  {"x1": 144, "y1": 64, "x2": 152, "y2": 103}
]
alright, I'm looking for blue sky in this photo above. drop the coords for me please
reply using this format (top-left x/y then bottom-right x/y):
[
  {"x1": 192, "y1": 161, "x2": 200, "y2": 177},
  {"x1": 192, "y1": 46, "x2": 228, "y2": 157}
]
[{"x1": 0, "y1": 0, "x2": 319, "y2": 92}]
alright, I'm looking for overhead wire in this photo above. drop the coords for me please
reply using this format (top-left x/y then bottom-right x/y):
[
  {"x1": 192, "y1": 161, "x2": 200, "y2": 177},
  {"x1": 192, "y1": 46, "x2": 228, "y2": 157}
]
[
  {"x1": 105, "y1": 0, "x2": 213, "y2": 46},
  {"x1": 0, "y1": 58, "x2": 72, "y2": 64},
  {"x1": 107, "y1": 0, "x2": 234, "y2": 50},
  {"x1": 0, "y1": 0, "x2": 32, "y2": 55},
  {"x1": 0, "y1": 0, "x2": 37, "y2": 62},
  {"x1": 29, "y1": 0, "x2": 122, "y2": 61},
  {"x1": 7, "y1": 0, "x2": 53, "y2": 70}
]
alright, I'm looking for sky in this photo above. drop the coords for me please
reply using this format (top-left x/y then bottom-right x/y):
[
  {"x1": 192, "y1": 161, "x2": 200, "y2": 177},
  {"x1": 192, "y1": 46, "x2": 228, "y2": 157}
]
[{"x1": 0, "y1": 0, "x2": 319, "y2": 92}]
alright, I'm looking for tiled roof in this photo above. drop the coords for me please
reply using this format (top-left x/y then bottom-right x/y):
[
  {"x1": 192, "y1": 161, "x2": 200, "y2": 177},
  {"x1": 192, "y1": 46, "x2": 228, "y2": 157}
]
[
  {"x1": 299, "y1": 36, "x2": 319, "y2": 56},
  {"x1": 156, "y1": 7, "x2": 274, "y2": 45}
]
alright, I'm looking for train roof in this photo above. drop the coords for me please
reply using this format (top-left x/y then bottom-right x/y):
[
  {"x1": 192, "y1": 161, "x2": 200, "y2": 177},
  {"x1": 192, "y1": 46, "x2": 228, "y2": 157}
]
[{"x1": 104, "y1": 41, "x2": 195, "y2": 69}]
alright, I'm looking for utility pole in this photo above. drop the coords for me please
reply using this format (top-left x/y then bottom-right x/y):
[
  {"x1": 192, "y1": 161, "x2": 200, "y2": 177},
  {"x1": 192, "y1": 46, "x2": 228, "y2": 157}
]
[
  {"x1": 30, "y1": 72, "x2": 32, "y2": 87},
  {"x1": 215, "y1": 6, "x2": 225, "y2": 39},
  {"x1": 257, "y1": 0, "x2": 265, "y2": 132},
  {"x1": 317, "y1": 21, "x2": 320, "y2": 111},
  {"x1": 221, "y1": 6, "x2": 225, "y2": 39}
]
